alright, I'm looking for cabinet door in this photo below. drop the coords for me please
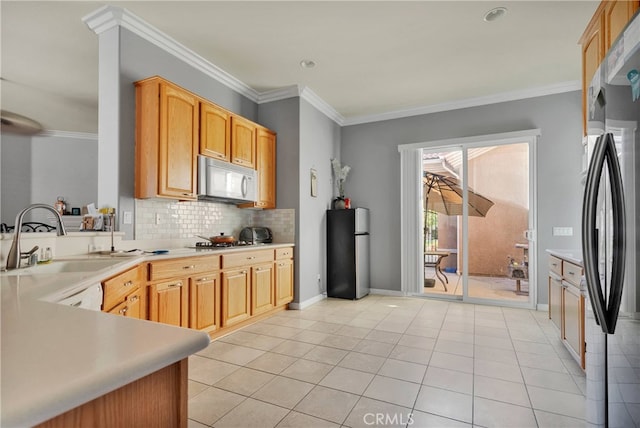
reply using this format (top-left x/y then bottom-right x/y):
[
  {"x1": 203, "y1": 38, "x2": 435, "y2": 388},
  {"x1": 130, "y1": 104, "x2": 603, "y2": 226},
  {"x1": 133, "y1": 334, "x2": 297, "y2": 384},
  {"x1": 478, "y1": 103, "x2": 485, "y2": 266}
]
[
  {"x1": 257, "y1": 128, "x2": 276, "y2": 208},
  {"x1": 605, "y1": 0, "x2": 640, "y2": 50},
  {"x1": 230, "y1": 116, "x2": 256, "y2": 168},
  {"x1": 581, "y1": 14, "x2": 604, "y2": 135},
  {"x1": 251, "y1": 263, "x2": 274, "y2": 316},
  {"x1": 149, "y1": 278, "x2": 189, "y2": 327},
  {"x1": 200, "y1": 101, "x2": 231, "y2": 161},
  {"x1": 190, "y1": 273, "x2": 220, "y2": 332},
  {"x1": 275, "y1": 258, "x2": 294, "y2": 306},
  {"x1": 221, "y1": 269, "x2": 251, "y2": 326},
  {"x1": 108, "y1": 290, "x2": 142, "y2": 319},
  {"x1": 548, "y1": 275, "x2": 563, "y2": 332},
  {"x1": 158, "y1": 82, "x2": 198, "y2": 199},
  {"x1": 563, "y1": 284, "x2": 585, "y2": 368}
]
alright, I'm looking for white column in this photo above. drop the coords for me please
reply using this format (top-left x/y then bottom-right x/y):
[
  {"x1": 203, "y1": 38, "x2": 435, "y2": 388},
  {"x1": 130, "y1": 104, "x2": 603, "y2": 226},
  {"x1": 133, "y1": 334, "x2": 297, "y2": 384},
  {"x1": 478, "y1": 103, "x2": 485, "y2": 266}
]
[{"x1": 399, "y1": 147, "x2": 423, "y2": 294}]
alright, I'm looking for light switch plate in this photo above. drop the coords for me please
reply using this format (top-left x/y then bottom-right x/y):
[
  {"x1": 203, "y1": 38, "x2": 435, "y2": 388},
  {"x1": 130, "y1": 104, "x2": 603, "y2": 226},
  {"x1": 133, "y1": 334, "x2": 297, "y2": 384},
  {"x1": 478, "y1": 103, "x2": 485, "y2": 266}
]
[{"x1": 122, "y1": 211, "x2": 133, "y2": 225}]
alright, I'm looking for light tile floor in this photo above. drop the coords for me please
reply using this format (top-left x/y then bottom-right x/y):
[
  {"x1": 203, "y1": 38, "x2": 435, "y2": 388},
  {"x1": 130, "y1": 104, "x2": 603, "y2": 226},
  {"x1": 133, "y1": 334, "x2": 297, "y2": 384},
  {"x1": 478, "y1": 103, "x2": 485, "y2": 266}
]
[{"x1": 188, "y1": 295, "x2": 586, "y2": 428}]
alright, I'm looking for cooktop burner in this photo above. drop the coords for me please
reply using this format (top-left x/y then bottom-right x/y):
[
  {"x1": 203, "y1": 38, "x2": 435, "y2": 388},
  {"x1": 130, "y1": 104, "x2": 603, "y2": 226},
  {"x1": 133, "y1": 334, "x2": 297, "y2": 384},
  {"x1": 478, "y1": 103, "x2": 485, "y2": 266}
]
[{"x1": 191, "y1": 241, "x2": 252, "y2": 249}]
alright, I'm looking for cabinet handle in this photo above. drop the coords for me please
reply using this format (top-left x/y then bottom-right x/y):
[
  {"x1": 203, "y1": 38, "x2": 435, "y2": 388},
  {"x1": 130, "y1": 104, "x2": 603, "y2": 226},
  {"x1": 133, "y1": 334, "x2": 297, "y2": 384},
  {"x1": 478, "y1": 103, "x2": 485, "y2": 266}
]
[
  {"x1": 247, "y1": 256, "x2": 256, "y2": 260},
  {"x1": 568, "y1": 271, "x2": 575, "y2": 276},
  {"x1": 119, "y1": 306, "x2": 128, "y2": 315},
  {"x1": 196, "y1": 277, "x2": 208, "y2": 282},
  {"x1": 241, "y1": 270, "x2": 247, "y2": 274},
  {"x1": 182, "y1": 193, "x2": 191, "y2": 196},
  {"x1": 169, "y1": 281, "x2": 183, "y2": 287},
  {"x1": 129, "y1": 295, "x2": 139, "y2": 303},
  {"x1": 123, "y1": 280, "x2": 133, "y2": 287},
  {"x1": 183, "y1": 265, "x2": 195, "y2": 270},
  {"x1": 278, "y1": 263, "x2": 285, "y2": 267}
]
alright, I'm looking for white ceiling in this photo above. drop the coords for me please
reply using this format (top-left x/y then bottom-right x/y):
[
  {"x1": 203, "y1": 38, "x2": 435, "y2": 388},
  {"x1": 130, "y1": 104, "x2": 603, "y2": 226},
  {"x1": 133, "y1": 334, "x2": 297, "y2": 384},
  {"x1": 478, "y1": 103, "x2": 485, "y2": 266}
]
[{"x1": 1, "y1": 1, "x2": 599, "y2": 134}]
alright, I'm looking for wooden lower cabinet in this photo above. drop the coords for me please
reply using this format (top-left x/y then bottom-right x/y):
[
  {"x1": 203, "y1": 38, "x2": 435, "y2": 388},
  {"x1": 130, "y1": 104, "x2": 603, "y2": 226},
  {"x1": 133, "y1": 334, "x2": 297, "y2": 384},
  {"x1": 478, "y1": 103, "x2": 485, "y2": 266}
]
[
  {"x1": 548, "y1": 254, "x2": 585, "y2": 369},
  {"x1": 548, "y1": 275, "x2": 563, "y2": 331},
  {"x1": 563, "y1": 283, "x2": 585, "y2": 368},
  {"x1": 275, "y1": 258, "x2": 294, "y2": 306},
  {"x1": 37, "y1": 359, "x2": 188, "y2": 428},
  {"x1": 221, "y1": 268, "x2": 251, "y2": 327},
  {"x1": 148, "y1": 278, "x2": 189, "y2": 327},
  {"x1": 189, "y1": 273, "x2": 220, "y2": 333},
  {"x1": 252, "y1": 263, "x2": 275, "y2": 316},
  {"x1": 107, "y1": 289, "x2": 142, "y2": 319}
]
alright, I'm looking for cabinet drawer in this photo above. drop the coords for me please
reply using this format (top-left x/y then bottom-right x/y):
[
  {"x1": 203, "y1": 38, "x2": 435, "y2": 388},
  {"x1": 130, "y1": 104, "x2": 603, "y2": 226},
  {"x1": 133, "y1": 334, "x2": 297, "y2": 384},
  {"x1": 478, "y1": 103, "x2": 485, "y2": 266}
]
[
  {"x1": 563, "y1": 261, "x2": 583, "y2": 287},
  {"x1": 275, "y1": 247, "x2": 293, "y2": 260},
  {"x1": 102, "y1": 265, "x2": 144, "y2": 311},
  {"x1": 549, "y1": 256, "x2": 562, "y2": 276},
  {"x1": 222, "y1": 250, "x2": 274, "y2": 269},
  {"x1": 149, "y1": 255, "x2": 219, "y2": 281}
]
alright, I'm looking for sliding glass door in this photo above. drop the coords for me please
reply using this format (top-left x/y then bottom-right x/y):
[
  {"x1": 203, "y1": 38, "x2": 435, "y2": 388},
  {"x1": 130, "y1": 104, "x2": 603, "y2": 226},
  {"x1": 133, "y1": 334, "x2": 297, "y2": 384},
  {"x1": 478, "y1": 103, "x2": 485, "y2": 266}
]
[{"x1": 419, "y1": 138, "x2": 535, "y2": 308}]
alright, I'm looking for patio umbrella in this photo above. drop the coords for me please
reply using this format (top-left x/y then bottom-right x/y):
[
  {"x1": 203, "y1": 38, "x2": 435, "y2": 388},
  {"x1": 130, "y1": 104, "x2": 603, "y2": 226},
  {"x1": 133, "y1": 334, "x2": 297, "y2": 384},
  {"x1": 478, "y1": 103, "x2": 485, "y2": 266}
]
[{"x1": 423, "y1": 172, "x2": 495, "y2": 217}]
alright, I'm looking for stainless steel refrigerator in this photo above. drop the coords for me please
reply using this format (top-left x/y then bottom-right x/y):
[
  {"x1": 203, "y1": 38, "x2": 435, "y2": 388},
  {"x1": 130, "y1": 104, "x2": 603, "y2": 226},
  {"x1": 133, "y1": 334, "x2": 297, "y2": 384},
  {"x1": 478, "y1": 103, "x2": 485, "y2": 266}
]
[
  {"x1": 327, "y1": 208, "x2": 370, "y2": 299},
  {"x1": 583, "y1": 11, "x2": 640, "y2": 428}
]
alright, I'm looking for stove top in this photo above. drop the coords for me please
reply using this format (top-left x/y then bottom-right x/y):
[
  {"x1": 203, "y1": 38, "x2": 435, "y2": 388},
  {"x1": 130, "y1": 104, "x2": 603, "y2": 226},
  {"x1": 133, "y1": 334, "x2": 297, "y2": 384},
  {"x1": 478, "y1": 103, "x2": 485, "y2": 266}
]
[{"x1": 189, "y1": 241, "x2": 254, "y2": 249}]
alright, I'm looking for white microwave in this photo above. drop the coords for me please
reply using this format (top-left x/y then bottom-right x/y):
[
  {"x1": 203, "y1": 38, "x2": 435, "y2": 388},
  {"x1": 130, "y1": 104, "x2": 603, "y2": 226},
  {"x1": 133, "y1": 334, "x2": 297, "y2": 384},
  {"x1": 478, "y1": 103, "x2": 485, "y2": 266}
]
[{"x1": 197, "y1": 155, "x2": 257, "y2": 203}]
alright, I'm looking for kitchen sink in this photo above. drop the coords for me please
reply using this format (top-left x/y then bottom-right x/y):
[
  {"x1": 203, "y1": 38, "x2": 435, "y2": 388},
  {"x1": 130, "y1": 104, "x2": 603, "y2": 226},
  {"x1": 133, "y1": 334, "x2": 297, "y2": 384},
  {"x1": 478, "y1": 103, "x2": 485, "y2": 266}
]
[{"x1": 2, "y1": 258, "x2": 124, "y2": 276}]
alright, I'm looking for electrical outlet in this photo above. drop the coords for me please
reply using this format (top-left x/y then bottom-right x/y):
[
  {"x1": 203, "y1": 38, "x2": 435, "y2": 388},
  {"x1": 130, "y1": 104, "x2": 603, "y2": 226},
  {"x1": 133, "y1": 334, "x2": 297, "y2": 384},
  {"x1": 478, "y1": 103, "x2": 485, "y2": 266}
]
[
  {"x1": 155, "y1": 213, "x2": 160, "y2": 225},
  {"x1": 553, "y1": 227, "x2": 573, "y2": 236}
]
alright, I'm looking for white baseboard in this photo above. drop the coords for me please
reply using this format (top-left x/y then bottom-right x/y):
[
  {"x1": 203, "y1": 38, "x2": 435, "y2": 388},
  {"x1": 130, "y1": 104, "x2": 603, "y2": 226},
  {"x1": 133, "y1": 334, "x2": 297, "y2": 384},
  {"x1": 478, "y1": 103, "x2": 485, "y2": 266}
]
[
  {"x1": 289, "y1": 293, "x2": 326, "y2": 310},
  {"x1": 369, "y1": 288, "x2": 406, "y2": 297}
]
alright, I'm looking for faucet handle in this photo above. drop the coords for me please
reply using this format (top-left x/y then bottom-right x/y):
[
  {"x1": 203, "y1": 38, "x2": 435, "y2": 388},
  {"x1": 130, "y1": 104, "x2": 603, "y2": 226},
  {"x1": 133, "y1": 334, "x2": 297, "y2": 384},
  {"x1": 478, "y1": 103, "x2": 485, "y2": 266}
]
[{"x1": 20, "y1": 245, "x2": 39, "y2": 259}]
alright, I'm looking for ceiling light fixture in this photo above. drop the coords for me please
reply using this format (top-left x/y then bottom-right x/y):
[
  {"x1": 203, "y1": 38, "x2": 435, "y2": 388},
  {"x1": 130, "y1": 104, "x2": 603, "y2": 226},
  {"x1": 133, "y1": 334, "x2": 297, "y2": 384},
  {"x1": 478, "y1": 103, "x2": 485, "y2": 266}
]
[
  {"x1": 300, "y1": 60, "x2": 316, "y2": 69},
  {"x1": 483, "y1": 7, "x2": 507, "y2": 22}
]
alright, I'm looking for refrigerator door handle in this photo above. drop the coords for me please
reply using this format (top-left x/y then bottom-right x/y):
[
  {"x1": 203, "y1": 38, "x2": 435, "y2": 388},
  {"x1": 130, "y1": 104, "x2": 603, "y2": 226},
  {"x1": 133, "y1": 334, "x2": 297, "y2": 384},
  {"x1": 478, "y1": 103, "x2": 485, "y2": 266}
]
[{"x1": 581, "y1": 133, "x2": 626, "y2": 334}]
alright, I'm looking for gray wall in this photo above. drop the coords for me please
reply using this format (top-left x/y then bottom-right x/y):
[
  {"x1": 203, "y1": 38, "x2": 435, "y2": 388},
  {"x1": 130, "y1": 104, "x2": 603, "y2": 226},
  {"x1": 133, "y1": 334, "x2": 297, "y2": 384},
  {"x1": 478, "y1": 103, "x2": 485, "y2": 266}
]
[
  {"x1": 341, "y1": 91, "x2": 583, "y2": 305},
  {"x1": 1, "y1": 133, "x2": 98, "y2": 225},
  {"x1": 298, "y1": 99, "x2": 341, "y2": 303},
  {"x1": 257, "y1": 97, "x2": 341, "y2": 304},
  {"x1": 99, "y1": 27, "x2": 259, "y2": 238}
]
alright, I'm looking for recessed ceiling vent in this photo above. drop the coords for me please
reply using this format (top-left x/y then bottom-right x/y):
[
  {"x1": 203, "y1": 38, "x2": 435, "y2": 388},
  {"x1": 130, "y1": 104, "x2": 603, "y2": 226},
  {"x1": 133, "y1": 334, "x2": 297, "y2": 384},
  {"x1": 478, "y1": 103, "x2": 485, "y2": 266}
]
[{"x1": 0, "y1": 110, "x2": 43, "y2": 136}]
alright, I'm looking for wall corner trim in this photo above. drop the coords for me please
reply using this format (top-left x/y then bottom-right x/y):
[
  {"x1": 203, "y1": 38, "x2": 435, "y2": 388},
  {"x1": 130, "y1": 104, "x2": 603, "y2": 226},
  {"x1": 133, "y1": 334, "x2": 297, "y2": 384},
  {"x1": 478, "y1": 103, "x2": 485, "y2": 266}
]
[
  {"x1": 288, "y1": 293, "x2": 327, "y2": 310},
  {"x1": 82, "y1": 5, "x2": 259, "y2": 102}
]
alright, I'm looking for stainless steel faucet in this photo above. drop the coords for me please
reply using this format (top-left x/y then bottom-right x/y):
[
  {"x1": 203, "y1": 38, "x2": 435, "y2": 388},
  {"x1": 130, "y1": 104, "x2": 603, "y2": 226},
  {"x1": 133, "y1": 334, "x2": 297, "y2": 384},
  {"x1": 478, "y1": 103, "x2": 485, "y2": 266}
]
[{"x1": 5, "y1": 204, "x2": 67, "y2": 270}]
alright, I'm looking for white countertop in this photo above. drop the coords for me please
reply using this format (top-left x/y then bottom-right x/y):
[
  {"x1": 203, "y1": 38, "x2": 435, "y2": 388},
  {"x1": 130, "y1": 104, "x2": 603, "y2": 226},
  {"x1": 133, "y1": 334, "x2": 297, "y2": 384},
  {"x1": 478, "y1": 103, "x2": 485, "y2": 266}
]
[
  {"x1": 546, "y1": 249, "x2": 583, "y2": 266},
  {"x1": 0, "y1": 243, "x2": 294, "y2": 427}
]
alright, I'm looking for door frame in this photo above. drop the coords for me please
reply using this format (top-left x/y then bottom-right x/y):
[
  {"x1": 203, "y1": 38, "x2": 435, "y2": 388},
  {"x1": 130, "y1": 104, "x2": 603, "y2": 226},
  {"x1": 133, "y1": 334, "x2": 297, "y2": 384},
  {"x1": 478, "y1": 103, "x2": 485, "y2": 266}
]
[{"x1": 399, "y1": 129, "x2": 540, "y2": 309}]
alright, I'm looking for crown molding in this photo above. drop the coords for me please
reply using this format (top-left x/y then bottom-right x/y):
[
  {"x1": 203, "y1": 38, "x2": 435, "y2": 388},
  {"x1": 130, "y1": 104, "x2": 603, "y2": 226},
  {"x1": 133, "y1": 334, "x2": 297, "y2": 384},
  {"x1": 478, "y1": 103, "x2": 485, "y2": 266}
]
[
  {"x1": 343, "y1": 80, "x2": 581, "y2": 126},
  {"x1": 82, "y1": 6, "x2": 579, "y2": 130},
  {"x1": 83, "y1": 5, "x2": 259, "y2": 102},
  {"x1": 39, "y1": 130, "x2": 98, "y2": 140},
  {"x1": 257, "y1": 85, "x2": 301, "y2": 104},
  {"x1": 299, "y1": 86, "x2": 344, "y2": 125}
]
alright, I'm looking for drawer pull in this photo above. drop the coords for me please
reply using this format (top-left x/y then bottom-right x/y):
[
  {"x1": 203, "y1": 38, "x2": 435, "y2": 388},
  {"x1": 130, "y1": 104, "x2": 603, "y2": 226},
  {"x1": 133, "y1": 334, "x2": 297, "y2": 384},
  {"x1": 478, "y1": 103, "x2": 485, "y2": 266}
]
[
  {"x1": 183, "y1": 265, "x2": 196, "y2": 270},
  {"x1": 129, "y1": 295, "x2": 139, "y2": 303},
  {"x1": 551, "y1": 263, "x2": 558, "y2": 267},
  {"x1": 278, "y1": 263, "x2": 285, "y2": 266},
  {"x1": 568, "y1": 271, "x2": 575, "y2": 275},
  {"x1": 241, "y1": 270, "x2": 247, "y2": 274},
  {"x1": 196, "y1": 277, "x2": 208, "y2": 282},
  {"x1": 119, "y1": 306, "x2": 128, "y2": 315},
  {"x1": 247, "y1": 256, "x2": 256, "y2": 260},
  {"x1": 169, "y1": 281, "x2": 183, "y2": 288},
  {"x1": 123, "y1": 280, "x2": 133, "y2": 287}
]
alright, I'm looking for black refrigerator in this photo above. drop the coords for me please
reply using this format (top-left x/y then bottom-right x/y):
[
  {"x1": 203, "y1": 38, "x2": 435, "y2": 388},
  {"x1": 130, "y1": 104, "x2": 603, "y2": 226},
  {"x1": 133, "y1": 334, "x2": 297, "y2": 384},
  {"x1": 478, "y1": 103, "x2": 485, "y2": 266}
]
[
  {"x1": 583, "y1": 10, "x2": 640, "y2": 428},
  {"x1": 327, "y1": 208, "x2": 370, "y2": 299}
]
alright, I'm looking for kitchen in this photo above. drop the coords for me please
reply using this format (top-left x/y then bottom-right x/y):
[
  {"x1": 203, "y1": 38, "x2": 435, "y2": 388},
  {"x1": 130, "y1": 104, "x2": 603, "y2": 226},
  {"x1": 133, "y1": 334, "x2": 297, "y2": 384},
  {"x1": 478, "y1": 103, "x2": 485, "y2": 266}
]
[{"x1": 1, "y1": 1, "x2": 636, "y2": 427}]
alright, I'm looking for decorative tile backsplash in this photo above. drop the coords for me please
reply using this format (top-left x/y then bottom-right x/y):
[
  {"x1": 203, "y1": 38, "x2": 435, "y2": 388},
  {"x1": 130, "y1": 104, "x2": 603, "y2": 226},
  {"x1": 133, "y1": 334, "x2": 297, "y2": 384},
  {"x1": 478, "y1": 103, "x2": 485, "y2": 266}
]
[{"x1": 135, "y1": 199, "x2": 295, "y2": 242}]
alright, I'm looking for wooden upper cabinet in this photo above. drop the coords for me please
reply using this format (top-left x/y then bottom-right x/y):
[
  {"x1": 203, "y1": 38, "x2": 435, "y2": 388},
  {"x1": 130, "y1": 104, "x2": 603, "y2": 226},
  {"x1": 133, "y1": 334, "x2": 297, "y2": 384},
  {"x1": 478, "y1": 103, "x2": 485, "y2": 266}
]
[
  {"x1": 135, "y1": 76, "x2": 199, "y2": 200},
  {"x1": 230, "y1": 115, "x2": 256, "y2": 168},
  {"x1": 200, "y1": 101, "x2": 231, "y2": 162},
  {"x1": 239, "y1": 127, "x2": 276, "y2": 209},
  {"x1": 604, "y1": 1, "x2": 640, "y2": 49},
  {"x1": 580, "y1": 1, "x2": 639, "y2": 134}
]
